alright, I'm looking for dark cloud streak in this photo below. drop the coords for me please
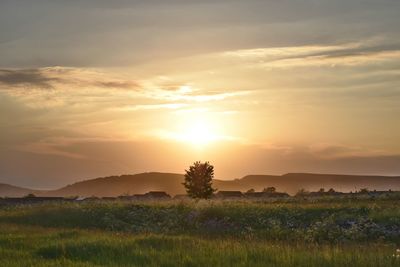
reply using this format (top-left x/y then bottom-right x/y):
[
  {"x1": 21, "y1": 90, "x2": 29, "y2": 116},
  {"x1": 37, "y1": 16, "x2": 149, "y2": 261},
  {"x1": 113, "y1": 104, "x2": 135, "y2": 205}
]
[
  {"x1": 0, "y1": 69, "x2": 57, "y2": 88},
  {"x1": 0, "y1": 68, "x2": 141, "y2": 91}
]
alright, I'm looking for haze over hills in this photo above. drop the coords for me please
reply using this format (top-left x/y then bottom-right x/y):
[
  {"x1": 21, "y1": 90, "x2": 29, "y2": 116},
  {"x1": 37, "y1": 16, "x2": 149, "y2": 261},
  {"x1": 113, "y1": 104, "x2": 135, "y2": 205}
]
[
  {"x1": 0, "y1": 183, "x2": 44, "y2": 198},
  {"x1": 47, "y1": 173, "x2": 184, "y2": 197},
  {"x1": 1, "y1": 172, "x2": 400, "y2": 197},
  {"x1": 213, "y1": 173, "x2": 400, "y2": 194}
]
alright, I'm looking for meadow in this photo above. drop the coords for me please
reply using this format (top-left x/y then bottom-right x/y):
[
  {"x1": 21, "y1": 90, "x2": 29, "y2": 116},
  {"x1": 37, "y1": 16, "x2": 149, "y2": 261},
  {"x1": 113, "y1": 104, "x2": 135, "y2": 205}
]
[{"x1": 0, "y1": 198, "x2": 399, "y2": 266}]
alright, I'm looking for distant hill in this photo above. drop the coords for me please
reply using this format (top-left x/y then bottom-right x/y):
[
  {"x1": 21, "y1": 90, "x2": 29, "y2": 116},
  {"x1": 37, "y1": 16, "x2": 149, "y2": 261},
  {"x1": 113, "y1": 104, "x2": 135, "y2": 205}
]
[
  {"x1": 46, "y1": 172, "x2": 185, "y2": 197},
  {"x1": 0, "y1": 183, "x2": 42, "y2": 197},
  {"x1": 1, "y1": 172, "x2": 400, "y2": 197},
  {"x1": 214, "y1": 173, "x2": 400, "y2": 195}
]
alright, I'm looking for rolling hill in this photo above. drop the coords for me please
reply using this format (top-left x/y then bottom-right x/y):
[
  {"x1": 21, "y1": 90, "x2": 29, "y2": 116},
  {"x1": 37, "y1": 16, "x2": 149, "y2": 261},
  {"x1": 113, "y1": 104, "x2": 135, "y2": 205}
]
[
  {"x1": 0, "y1": 183, "x2": 43, "y2": 197},
  {"x1": 1, "y1": 172, "x2": 400, "y2": 197},
  {"x1": 46, "y1": 173, "x2": 185, "y2": 197},
  {"x1": 214, "y1": 173, "x2": 400, "y2": 194}
]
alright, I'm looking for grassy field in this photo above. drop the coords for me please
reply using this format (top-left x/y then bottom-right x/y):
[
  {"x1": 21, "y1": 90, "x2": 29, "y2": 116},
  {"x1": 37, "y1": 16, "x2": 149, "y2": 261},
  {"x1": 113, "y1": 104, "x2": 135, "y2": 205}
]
[{"x1": 0, "y1": 198, "x2": 399, "y2": 266}]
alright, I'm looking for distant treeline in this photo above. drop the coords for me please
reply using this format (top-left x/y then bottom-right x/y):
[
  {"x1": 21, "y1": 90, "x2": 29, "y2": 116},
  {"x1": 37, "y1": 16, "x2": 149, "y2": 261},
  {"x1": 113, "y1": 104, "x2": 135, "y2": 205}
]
[{"x1": 0, "y1": 188, "x2": 399, "y2": 204}]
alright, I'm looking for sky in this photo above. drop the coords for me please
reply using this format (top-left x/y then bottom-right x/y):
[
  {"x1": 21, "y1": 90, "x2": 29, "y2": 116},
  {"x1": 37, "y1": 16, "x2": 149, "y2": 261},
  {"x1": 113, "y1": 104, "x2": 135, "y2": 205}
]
[{"x1": 1, "y1": 0, "x2": 400, "y2": 189}]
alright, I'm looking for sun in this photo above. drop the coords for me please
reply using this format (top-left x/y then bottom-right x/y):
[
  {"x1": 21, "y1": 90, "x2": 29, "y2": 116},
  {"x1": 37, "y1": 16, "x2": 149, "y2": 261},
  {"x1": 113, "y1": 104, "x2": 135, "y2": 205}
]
[
  {"x1": 159, "y1": 116, "x2": 221, "y2": 148},
  {"x1": 180, "y1": 121, "x2": 217, "y2": 146},
  {"x1": 155, "y1": 110, "x2": 230, "y2": 147}
]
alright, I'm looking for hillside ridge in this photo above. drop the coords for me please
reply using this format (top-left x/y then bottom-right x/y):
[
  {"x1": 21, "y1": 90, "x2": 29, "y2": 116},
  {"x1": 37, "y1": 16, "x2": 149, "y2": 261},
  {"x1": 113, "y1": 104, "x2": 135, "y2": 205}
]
[{"x1": 1, "y1": 172, "x2": 400, "y2": 197}]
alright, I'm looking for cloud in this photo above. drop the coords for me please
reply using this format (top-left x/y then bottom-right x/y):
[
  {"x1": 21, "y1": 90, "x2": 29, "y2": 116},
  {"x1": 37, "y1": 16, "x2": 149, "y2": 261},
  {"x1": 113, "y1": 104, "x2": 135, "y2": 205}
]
[
  {"x1": 17, "y1": 142, "x2": 86, "y2": 159},
  {"x1": 308, "y1": 143, "x2": 386, "y2": 159},
  {"x1": 140, "y1": 80, "x2": 250, "y2": 102},
  {"x1": 14, "y1": 136, "x2": 127, "y2": 160},
  {"x1": 1, "y1": 0, "x2": 399, "y2": 68},
  {"x1": 0, "y1": 67, "x2": 248, "y2": 116},
  {"x1": 222, "y1": 42, "x2": 400, "y2": 68},
  {"x1": 0, "y1": 69, "x2": 58, "y2": 88},
  {"x1": 0, "y1": 67, "x2": 141, "y2": 91},
  {"x1": 96, "y1": 80, "x2": 139, "y2": 89},
  {"x1": 113, "y1": 103, "x2": 188, "y2": 111}
]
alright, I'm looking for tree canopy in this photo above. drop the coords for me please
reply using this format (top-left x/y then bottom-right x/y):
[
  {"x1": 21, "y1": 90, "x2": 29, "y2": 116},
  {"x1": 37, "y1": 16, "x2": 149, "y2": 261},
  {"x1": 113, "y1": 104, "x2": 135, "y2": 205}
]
[{"x1": 183, "y1": 161, "x2": 216, "y2": 199}]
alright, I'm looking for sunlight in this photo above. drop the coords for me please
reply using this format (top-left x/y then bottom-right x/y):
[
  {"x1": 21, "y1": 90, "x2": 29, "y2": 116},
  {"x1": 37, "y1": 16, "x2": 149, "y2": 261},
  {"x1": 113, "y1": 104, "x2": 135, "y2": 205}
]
[
  {"x1": 156, "y1": 116, "x2": 223, "y2": 148},
  {"x1": 179, "y1": 120, "x2": 218, "y2": 146}
]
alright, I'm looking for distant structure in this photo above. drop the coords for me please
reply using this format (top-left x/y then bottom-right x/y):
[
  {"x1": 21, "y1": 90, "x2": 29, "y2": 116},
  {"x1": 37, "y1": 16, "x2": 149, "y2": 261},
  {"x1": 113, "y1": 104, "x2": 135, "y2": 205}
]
[
  {"x1": 245, "y1": 191, "x2": 289, "y2": 198},
  {"x1": 1, "y1": 189, "x2": 399, "y2": 205},
  {"x1": 215, "y1": 191, "x2": 243, "y2": 198},
  {"x1": 102, "y1": 197, "x2": 117, "y2": 201},
  {"x1": 144, "y1": 191, "x2": 171, "y2": 199},
  {"x1": 117, "y1": 195, "x2": 135, "y2": 201},
  {"x1": 79, "y1": 196, "x2": 99, "y2": 201},
  {"x1": 367, "y1": 190, "x2": 393, "y2": 197},
  {"x1": 308, "y1": 188, "x2": 344, "y2": 197},
  {"x1": 119, "y1": 191, "x2": 171, "y2": 200},
  {"x1": 215, "y1": 190, "x2": 290, "y2": 199},
  {"x1": 0, "y1": 196, "x2": 65, "y2": 204}
]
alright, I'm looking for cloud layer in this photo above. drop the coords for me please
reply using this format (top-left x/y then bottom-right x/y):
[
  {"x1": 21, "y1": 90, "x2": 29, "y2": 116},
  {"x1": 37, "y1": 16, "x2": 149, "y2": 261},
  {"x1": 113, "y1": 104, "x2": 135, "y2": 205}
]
[
  {"x1": 0, "y1": 0, "x2": 399, "y2": 187},
  {"x1": 1, "y1": 0, "x2": 399, "y2": 67}
]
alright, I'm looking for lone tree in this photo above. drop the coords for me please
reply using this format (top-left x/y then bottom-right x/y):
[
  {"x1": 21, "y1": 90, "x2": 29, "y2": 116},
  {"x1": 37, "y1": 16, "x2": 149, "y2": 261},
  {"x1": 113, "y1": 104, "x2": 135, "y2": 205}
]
[{"x1": 183, "y1": 161, "x2": 216, "y2": 199}]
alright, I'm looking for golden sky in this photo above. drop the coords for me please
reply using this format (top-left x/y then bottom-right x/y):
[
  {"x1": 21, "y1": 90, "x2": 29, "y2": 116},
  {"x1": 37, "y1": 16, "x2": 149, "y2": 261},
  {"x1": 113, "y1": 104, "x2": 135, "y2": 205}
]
[{"x1": 1, "y1": 0, "x2": 400, "y2": 188}]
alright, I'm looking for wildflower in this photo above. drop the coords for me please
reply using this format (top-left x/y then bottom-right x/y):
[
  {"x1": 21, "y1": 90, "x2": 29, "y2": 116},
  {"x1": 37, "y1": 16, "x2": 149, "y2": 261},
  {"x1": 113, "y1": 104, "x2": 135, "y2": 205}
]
[{"x1": 393, "y1": 249, "x2": 400, "y2": 259}]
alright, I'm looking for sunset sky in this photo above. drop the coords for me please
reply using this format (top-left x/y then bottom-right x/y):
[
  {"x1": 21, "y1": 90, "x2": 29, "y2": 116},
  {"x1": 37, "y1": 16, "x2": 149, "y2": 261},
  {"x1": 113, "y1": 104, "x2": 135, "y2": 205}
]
[{"x1": 1, "y1": 0, "x2": 400, "y2": 189}]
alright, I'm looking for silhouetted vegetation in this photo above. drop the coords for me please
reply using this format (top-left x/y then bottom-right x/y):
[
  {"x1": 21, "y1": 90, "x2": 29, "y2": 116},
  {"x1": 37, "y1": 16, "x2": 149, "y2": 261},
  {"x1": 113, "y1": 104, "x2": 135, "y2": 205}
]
[
  {"x1": 183, "y1": 161, "x2": 216, "y2": 199},
  {"x1": 296, "y1": 188, "x2": 309, "y2": 197},
  {"x1": 2, "y1": 172, "x2": 399, "y2": 197},
  {"x1": 263, "y1": 187, "x2": 276, "y2": 193},
  {"x1": 0, "y1": 196, "x2": 399, "y2": 266},
  {"x1": 360, "y1": 188, "x2": 370, "y2": 194}
]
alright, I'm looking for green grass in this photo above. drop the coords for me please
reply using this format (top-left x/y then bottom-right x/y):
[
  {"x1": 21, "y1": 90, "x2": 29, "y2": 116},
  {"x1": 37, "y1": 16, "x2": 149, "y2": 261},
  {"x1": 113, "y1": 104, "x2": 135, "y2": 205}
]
[
  {"x1": 0, "y1": 224, "x2": 399, "y2": 267},
  {"x1": 0, "y1": 199, "x2": 399, "y2": 266}
]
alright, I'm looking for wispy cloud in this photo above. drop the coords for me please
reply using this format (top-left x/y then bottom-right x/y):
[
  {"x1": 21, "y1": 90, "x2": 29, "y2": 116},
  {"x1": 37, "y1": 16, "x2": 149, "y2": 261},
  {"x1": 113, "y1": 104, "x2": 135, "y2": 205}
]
[
  {"x1": 308, "y1": 143, "x2": 388, "y2": 159},
  {"x1": 222, "y1": 42, "x2": 400, "y2": 68},
  {"x1": 15, "y1": 136, "x2": 129, "y2": 159},
  {"x1": 0, "y1": 69, "x2": 59, "y2": 88},
  {"x1": 112, "y1": 103, "x2": 188, "y2": 111},
  {"x1": 0, "y1": 67, "x2": 247, "y2": 105},
  {"x1": 0, "y1": 67, "x2": 140, "y2": 91},
  {"x1": 141, "y1": 83, "x2": 251, "y2": 102}
]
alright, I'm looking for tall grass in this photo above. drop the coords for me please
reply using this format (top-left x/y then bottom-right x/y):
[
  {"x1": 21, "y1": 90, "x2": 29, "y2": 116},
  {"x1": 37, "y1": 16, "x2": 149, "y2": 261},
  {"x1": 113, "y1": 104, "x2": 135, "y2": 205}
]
[
  {"x1": 0, "y1": 224, "x2": 398, "y2": 267},
  {"x1": 0, "y1": 199, "x2": 399, "y2": 243},
  {"x1": 0, "y1": 199, "x2": 399, "y2": 266}
]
